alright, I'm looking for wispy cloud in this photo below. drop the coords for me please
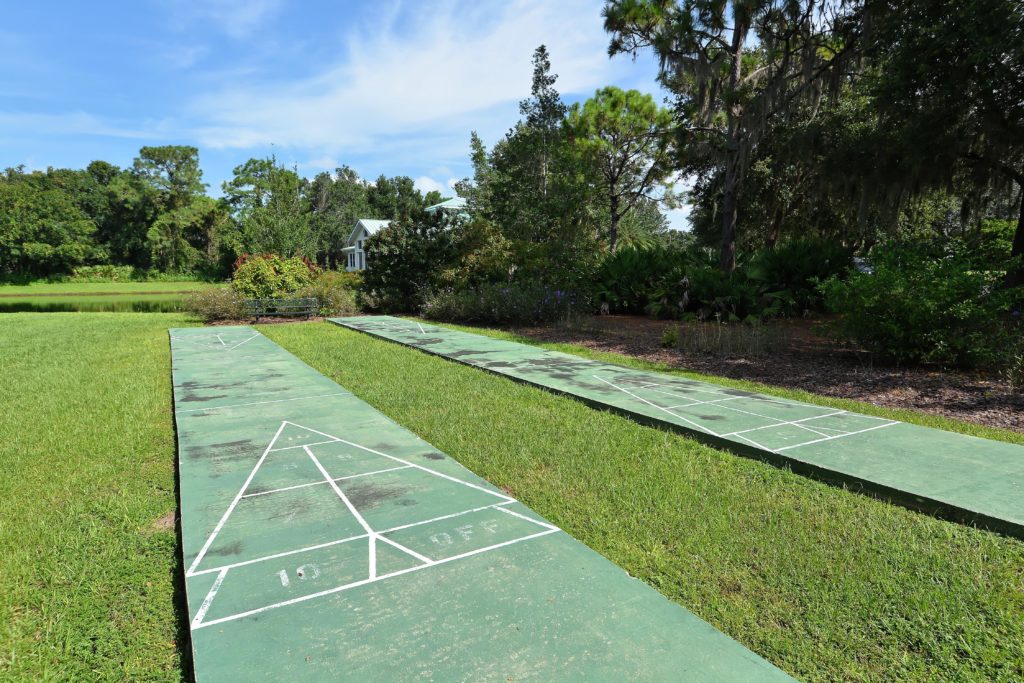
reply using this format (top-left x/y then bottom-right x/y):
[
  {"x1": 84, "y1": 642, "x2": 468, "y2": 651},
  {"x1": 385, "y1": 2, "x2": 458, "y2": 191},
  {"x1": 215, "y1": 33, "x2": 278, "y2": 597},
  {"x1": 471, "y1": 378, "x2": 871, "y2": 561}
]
[
  {"x1": 0, "y1": 111, "x2": 170, "y2": 140},
  {"x1": 163, "y1": 0, "x2": 284, "y2": 39},
  {"x1": 191, "y1": 0, "x2": 629, "y2": 155}
]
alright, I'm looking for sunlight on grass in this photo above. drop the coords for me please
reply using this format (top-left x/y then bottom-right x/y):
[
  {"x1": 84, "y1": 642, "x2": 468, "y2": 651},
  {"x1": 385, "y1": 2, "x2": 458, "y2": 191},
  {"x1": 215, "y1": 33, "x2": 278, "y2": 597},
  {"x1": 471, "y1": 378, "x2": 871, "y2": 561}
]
[{"x1": 266, "y1": 320, "x2": 1024, "y2": 682}]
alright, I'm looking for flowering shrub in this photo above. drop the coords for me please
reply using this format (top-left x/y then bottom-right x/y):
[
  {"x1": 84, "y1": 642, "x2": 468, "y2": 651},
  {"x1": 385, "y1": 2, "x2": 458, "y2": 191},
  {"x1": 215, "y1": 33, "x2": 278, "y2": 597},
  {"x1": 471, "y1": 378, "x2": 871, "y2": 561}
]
[
  {"x1": 422, "y1": 282, "x2": 590, "y2": 325},
  {"x1": 231, "y1": 253, "x2": 319, "y2": 299}
]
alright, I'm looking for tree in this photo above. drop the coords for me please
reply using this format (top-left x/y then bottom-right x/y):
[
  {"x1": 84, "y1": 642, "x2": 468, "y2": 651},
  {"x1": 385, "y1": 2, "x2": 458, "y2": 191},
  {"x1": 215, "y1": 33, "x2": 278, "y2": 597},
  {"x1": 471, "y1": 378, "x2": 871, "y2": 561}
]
[
  {"x1": 567, "y1": 86, "x2": 676, "y2": 251},
  {"x1": 365, "y1": 175, "x2": 425, "y2": 220},
  {"x1": 307, "y1": 166, "x2": 370, "y2": 268},
  {"x1": 222, "y1": 156, "x2": 314, "y2": 258},
  {"x1": 132, "y1": 146, "x2": 205, "y2": 210},
  {"x1": 604, "y1": 0, "x2": 861, "y2": 271},
  {"x1": 861, "y1": 0, "x2": 1024, "y2": 284},
  {"x1": 146, "y1": 196, "x2": 229, "y2": 273},
  {"x1": 0, "y1": 168, "x2": 99, "y2": 275}
]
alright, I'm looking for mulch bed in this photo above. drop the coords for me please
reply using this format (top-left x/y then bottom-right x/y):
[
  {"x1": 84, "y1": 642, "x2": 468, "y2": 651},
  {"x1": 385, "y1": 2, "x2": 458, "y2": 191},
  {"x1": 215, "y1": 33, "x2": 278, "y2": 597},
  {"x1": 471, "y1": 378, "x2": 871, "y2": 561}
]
[{"x1": 509, "y1": 315, "x2": 1024, "y2": 434}]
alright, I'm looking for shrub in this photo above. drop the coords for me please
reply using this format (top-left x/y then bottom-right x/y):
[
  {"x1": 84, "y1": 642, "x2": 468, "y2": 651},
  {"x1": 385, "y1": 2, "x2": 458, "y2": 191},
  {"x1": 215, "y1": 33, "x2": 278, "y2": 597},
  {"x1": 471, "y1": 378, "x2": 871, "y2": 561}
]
[
  {"x1": 185, "y1": 287, "x2": 246, "y2": 321},
  {"x1": 298, "y1": 270, "x2": 361, "y2": 317},
  {"x1": 818, "y1": 242, "x2": 1022, "y2": 367},
  {"x1": 231, "y1": 254, "x2": 319, "y2": 299},
  {"x1": 361, "y1": 214, "x2": 453, "y2": 313},
  {"x1": 422, "y1": 283, "x2": 590, "y2": 325},
  {"x1": 747, "y1": 238, "x2": 853, "y2": 313},
  {"x1": 70, "y1": 265, "x2": 136, "y2": 282}
]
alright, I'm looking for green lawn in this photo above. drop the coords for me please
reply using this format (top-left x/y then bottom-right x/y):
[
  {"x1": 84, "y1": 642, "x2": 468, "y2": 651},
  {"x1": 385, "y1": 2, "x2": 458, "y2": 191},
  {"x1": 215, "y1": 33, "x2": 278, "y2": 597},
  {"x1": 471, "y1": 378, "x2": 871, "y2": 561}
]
[
  {"x1": 0, "y1": 281, "x2": 219, "y2": 297},
  {"x1": 2, "y1": 314, "x2": 1022, "y2": 681}
]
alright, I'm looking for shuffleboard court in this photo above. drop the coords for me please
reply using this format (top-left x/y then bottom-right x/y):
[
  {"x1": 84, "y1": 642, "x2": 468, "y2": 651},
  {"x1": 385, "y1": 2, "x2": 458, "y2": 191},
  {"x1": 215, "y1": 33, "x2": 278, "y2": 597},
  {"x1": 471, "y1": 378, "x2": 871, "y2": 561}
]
[
  {"x1": 171, "y1": 326, "x2": 793, "y2": 681},
  {"x1": 331, "y1": 316, "x2": 1024, "y2": 537}
]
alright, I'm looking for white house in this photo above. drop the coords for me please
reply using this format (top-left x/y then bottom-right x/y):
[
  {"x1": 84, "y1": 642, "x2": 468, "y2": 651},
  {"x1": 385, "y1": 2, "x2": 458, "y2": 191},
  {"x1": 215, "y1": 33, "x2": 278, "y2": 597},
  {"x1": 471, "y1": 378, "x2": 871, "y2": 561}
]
[{"x1": 342, "y1": 219, "x2": 390, "y2": 272}]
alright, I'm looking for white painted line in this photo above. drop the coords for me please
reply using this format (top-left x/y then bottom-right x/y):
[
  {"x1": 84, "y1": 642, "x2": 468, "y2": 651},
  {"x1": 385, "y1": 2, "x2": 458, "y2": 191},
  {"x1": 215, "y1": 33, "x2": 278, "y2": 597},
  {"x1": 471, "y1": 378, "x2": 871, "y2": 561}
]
[
  {"x1": 240, "y1": 465, "x2": 414, "y2": 499},
  {"x1": 186, "y1": 422, "x2": 288, "y2": 576},
  {"x1": 215, "y1": 334, "x2": 226, "y2": 347},
  {"x1": 721, "y1": 411, "x2": 849, "y2": 437},
  {"x1": 775, "y1": 421, "x2": 899, "y2": 451},
  {"x1": 190, "y1": 501, "x2": 520, "y2": 577},
  {"x1": 286, "y1": 421, "x2": 516, "y2": 504},
  {"x1": 381, "y1": 501, "x2": 513, "y2": 534},
  {"x1": 305, "y1": 446, "x2": 375, "y2": 535},
  {"x1": 178, "y1": 392, "x2": 350, "y2": 413},
  {"x1": 191, "y1": 568, "x2": 228, "y2": 628},
  {"x1": 417, "y1": 322, "x2": 427, "y2": 334},
  {"x1": 377, "y1": 534, "x2": 434, "y2": 565},
  {"x1": 493, "y1": 505, "x2": 560, "y2": 532},
  {"x1": 191, "y1": 528, "x2": 560, "y2": 630},
  {"x1": 269, "y1": 438, "x2": 344, "y2": 453},
  {"x1": 733, "y1": 432, "x2": 772, "y2": 452},
  {"x1": 226, "y1": 333, "x2": 262, "y2": 351},
  {"x1": 189, "y1": 533, "x2": 368, "y2": 576},
  {"x1": 592, "y1": 375, "x2": 720, "y2": 437}
]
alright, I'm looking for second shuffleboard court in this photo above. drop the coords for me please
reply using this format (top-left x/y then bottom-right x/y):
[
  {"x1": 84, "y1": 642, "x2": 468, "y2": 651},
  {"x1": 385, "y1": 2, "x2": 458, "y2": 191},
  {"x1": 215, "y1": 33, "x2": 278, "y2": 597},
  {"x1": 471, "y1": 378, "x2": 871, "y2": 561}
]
[
  {"x1": 331, "y1": 316, "x2": 1024, "y2": 538},
  {"x1": 171, "y1": 326, "x2": 793, "y2": 681}
]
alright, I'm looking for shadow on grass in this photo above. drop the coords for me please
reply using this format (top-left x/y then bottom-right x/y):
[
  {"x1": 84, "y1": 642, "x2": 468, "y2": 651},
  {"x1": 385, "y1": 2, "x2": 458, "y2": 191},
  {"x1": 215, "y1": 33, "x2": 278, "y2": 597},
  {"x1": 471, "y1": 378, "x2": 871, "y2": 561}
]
[{"x1": 171, "y1": 403, "x2": 195, "y2": 682}]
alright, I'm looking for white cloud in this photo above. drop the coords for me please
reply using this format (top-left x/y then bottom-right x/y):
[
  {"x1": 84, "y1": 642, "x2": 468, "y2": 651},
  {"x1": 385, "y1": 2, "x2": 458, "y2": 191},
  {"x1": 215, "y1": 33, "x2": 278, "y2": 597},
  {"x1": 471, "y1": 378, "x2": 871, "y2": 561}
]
[
  {"x1": 191, "y1": 0, "x2": 630, "y2": 155},
  {"x1": 0, "y1": 111, "x2": 168, "y2": 140},
  {"x1": 414, "y1": 175, "x2": 446, "y2": 195},
  {"x1": 162, "y1": 0, "x2": 284, "y2": 39}
]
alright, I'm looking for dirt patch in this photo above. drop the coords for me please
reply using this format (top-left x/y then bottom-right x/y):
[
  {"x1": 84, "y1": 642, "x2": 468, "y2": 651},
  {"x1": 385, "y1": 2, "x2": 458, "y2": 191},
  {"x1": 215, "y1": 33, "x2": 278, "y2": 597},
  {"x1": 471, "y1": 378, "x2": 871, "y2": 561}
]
[
  {"x1": 150, "y1": 510, "x2": 177, "y2": 533},
  {"x1": 508, "y1": 315, "x2": 1024, "y2": 433}
]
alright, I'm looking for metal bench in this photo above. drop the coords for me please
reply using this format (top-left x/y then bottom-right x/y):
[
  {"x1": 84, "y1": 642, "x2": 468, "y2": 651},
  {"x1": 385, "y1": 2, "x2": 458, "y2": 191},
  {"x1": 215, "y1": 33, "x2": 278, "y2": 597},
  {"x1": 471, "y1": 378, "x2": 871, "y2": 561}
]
[{"x1": 243, "y1": 297, "x2": 318, "y2": 322}]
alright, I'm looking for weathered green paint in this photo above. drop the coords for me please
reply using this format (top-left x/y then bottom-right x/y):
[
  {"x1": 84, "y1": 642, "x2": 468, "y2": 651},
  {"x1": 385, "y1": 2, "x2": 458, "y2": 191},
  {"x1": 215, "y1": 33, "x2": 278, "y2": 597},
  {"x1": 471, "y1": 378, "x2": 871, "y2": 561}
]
[
  {"x1": 331, "y1": 316, "x2": 1024, "y2": 537},
  {"x1": 171, "y1": 326, "x2": 793, "y2": 681}
]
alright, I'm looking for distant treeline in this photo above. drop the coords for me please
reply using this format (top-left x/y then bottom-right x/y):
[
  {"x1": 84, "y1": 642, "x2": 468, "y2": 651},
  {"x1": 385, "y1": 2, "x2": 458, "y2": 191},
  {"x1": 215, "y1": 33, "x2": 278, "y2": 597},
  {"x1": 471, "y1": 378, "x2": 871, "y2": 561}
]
[{"x1": 0, "y1": 148, "x2": 443, "y2": 278}]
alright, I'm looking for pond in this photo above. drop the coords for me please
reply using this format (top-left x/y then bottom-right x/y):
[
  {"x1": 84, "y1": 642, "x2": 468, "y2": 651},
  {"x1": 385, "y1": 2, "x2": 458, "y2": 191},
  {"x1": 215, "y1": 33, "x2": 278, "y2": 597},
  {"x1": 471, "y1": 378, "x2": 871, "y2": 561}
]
[{"x1": 0, "y1": 294, "x2": 187, "y2": 313}]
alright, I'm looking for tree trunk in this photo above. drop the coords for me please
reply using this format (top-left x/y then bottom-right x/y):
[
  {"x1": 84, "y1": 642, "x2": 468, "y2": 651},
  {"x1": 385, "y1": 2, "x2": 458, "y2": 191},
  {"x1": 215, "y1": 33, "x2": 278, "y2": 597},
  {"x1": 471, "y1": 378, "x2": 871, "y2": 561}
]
[
  {"x1": 719, "y1": 14, "x2": 747, "y2": 273},
  {"x1": 1008, "y1": 190, "x2": 1024, "y2": 289},
  {"x1": 720, "y1": 155, "x2": 739, "y2": 272},
  {"x1": 609, "y1": 193, "x2": 621, "y2": 252}
]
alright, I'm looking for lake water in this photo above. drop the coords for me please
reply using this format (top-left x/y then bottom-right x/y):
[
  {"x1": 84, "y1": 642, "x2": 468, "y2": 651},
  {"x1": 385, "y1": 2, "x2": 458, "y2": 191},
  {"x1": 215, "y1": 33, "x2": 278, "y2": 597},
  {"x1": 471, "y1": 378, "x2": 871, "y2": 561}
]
[{"x1": 0, "y1": 295, "x2": 186, "y2": 313}]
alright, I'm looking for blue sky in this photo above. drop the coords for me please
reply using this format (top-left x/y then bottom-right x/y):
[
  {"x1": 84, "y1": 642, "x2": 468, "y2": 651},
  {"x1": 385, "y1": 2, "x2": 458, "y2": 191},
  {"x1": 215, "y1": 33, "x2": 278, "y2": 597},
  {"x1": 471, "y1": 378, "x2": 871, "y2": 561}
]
[{"x1": 1, "y1": 0, "x2": 684, "y2": 224}]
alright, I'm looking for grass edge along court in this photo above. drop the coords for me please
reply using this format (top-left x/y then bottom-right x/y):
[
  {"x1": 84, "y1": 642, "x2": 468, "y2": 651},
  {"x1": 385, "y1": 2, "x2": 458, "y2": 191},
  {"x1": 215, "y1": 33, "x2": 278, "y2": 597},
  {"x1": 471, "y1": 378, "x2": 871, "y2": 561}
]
[
  {"x1": 3, "y1": 313, "x2": 1023, "y2": 681},
  {"x1": 171, "y1": 325, "x2": 793, "y2": 680},
  {"x1": 331, "y1": 315, "x2": 1024, "y2": 539}
]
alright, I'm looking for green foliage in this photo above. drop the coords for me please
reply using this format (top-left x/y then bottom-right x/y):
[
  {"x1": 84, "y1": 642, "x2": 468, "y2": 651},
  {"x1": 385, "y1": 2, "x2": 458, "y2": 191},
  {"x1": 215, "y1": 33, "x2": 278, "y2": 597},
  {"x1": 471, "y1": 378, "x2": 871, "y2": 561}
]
[
  {"x1": 818, "y1": 242, "x2": 1023, "y2": 366},
  {"x1": 185, "y1": 286, "x2": 246, "y2": 321},
  {"x1": 747, "y1": 238, "x2": 854, "y2": 313},
  {"x1": 365, "y1": 174, "x2": 428, "y2": 220},
  {"x1": 70, "y1": 265, "x2": 135, "y2": 281},
  {"x1": 660, "y1": 324, "x2": 679, "y2": 348},
  {"x1": 230, "y1": 254, "x2": 319, "y2": 299},
  {"x1": 360, "y1": 214, "x2": 453, "y2": 312},
  {"x1": 297, "y1": 270, "x2": 361, "y2": 316},
  {"x1": 422, "y1": 283, "x2": 590, "y2": 325},
  {"x1": 598, "y1": 240, "x2": 852, "y2": 321},
  {"x1": 566, "y1": 86, "x2": 675, "y2": 251},
  {"x1": 0, "y1": 168, "x2": 100, "y2": 276}
]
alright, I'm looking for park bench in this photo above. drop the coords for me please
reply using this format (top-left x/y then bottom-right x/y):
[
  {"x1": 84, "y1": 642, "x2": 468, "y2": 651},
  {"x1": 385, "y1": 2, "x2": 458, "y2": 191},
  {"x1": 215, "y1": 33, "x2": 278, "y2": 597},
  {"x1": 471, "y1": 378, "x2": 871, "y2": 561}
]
[{"x1": 243, "y1": 297, "x2": 318, "y2": 322}]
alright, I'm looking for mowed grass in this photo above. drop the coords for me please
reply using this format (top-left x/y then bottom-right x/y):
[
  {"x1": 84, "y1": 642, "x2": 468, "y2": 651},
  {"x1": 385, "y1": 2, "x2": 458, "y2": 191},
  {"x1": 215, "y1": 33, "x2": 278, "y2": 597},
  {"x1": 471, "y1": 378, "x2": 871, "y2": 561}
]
[
  {"x1": 2, "y1": 314, "x2": 1023, "y2": 681},
  {"x1": 264, "y1": 321, "x2": 1024, "y2": 682},
  {"x1": 0, "y1": 313, "x2": 196, "y2": 681},
  {"x1": 0, "y1": 281, "x2": 219, "y2": 297}
]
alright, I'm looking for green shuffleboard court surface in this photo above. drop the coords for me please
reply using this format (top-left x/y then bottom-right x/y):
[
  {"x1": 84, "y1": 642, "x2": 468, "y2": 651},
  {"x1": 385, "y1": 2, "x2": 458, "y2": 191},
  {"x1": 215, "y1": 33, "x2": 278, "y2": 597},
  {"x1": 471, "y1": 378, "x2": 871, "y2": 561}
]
[
  {"x1": 170, "y1": 326, "x2": 792, "y2": 681},
  {"x1": 331, "y1": 316, "x2": 1024, "y2": 537}
]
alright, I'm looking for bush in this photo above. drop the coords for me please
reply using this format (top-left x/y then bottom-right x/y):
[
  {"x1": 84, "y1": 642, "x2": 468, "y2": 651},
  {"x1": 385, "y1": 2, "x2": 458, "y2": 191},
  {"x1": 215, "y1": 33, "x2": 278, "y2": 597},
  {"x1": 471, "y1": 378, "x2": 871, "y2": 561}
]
[
  {"x1": 747, "y1": 238, "x2": 853, "y2": 313},
  {"x1": 422, "y1": 283, "x2": 590, "y2": 325},
  {"x1": 818, "y1": 242, "x2": 1022, "y2": 367},
  {"x1": 185, "y1": 287, "x2": 246, "y2": 321},
  {"x1": 361, "y1": 214, "x2": 453, "y2": 313},
  {"x1": 231, "y1": 254, "x2": 319, "y2": 299},
  {"x1": 298, "y1": 271, "x2": 361, "y2": 317},
  {"x1": 70, "y1": 265, "x2": 135, "y2": 282}
]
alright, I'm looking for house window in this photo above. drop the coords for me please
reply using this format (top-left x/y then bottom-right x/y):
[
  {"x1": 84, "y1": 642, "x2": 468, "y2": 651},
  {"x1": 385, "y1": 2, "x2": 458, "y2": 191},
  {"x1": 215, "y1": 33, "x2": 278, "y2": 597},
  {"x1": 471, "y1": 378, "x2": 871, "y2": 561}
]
[
  {"x1": 359, "y1": 252, "x2": 364, "y2": 269},
  {"x1": 348, "y1": 253, "x2": 353, "y2": 268},
  {"x1": 357, "y1": 240, "x2": 363, "y2": 250}
]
